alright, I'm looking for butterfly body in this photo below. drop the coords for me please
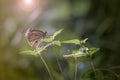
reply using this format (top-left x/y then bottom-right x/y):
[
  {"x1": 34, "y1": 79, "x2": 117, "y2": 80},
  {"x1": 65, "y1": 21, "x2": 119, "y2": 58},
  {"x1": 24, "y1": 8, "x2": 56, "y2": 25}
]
[{"x1": 24, "y1": 28, "x2": 46, "y2": 48}]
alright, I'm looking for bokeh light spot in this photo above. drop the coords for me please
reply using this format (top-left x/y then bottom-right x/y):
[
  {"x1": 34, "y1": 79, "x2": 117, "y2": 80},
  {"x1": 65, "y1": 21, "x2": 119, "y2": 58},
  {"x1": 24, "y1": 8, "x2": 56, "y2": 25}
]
[{"x1": 17, "y1": 0, "x2": 40, "y2": 12}]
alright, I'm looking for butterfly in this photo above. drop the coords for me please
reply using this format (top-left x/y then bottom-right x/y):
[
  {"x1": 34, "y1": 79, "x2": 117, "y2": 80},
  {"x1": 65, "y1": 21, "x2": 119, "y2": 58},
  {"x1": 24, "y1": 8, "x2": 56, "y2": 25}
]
[{"x1": 24, "y1": 28, "x2": 46, "y2": 48}]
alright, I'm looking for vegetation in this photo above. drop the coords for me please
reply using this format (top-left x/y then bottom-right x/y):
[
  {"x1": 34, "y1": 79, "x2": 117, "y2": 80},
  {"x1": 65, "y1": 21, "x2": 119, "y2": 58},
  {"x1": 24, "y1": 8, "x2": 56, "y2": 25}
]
[
  {"x1": 0, "y1": 0, "x2": 120, "y2": 80},
  {"x1": 21, "y1": 29, "x2": 101, "y2": 80}
]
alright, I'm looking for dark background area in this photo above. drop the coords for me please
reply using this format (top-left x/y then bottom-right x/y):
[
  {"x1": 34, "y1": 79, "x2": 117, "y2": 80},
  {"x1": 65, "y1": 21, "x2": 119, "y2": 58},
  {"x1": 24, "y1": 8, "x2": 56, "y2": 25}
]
[{"x1": 0, "y1": 0, "x2": 120, "y2": 80}]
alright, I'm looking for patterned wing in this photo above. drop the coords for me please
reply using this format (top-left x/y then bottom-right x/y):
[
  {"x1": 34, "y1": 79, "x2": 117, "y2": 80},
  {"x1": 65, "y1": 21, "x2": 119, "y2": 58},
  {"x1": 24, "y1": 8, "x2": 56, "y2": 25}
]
[{"x1": 24, "y1": 28, "x2": 46, "y2": 48}]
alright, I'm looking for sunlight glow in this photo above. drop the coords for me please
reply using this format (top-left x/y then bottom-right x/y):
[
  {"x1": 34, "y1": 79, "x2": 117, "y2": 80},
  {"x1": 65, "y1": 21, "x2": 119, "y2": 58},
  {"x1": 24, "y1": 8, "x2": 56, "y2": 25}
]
[
  {"x1": 17, "y1": 0, "x2": 40, "y2": 12},
  {"x1": 25, "y1": 0, "x2": 33, "y2": 4}
]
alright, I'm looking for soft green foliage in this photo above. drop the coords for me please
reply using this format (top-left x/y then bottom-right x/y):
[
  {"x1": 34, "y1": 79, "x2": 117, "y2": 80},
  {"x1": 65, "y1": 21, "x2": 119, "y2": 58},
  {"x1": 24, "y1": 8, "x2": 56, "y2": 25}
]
[
  {"x1": 63, "y1": 43, "x2": 99, "y2": 62},
  {"x1": 21, "y1": 29, "x2": 98, "y2": 57},
  {"x1": 64, "y1": 51, "x2": 86, "y2": 58},
  {"x1": 43, "y1": 38, "x2": 53, "y2": 42},
  {"x1": 54, "y1": 41, "x2": 61, "y2": 46},
  {"x1": 43, "y1": 29, "x2": 63, "y2": 42},
  {"x1": 88, "y1": 48, "x2": 99, "y2": 56},
  {"x1": 61, "y1": 39, "x2": 80, "y2": 45},
  {"x1": 21, "y1": 49, "x2": 40, "y2": 56},
  {"x1": 1, "y1": 0, "x2": 120, "y2": 79},
  {"x1": 52, "y1": 29, "x2": 63, "y2": 40},
  {"x1": 21, "y1": 29, "x2": 99, "y2": 80}
]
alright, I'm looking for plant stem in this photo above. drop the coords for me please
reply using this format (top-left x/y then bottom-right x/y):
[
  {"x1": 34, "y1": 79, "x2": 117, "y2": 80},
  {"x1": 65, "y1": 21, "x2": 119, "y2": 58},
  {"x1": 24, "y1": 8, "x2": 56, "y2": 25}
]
[
  {"x1": 40, "y1": 41, "x2": 55, "y2": 52},
  {"x1": 55, "y1": 55, "x2": 65, "y2": 80},
  {"x1": 39, "y1": 54, "x2": 53, "y2": 80},
  {"x1": 90, "y1": 55, "x2": 97, "y2": 76},
  {"x1": 74, "y1": 58, "x2": 77, "y2": 80}
]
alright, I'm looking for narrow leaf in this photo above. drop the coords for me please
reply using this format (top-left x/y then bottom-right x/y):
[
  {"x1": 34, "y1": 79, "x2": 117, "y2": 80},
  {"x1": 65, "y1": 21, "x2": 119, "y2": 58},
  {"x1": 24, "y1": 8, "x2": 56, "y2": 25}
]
[
  {"x1": 43, "y1": 38, "x2": 53, "y2": 42},
  {"x1": 20, "y1": 50, "x2": 34, "y2": 53},
  {"x1": 64, "y1": 50, "x2": 87, "y2": 58},
  {"x1": 88, "y1": 48, "x2": 99, "y2": 55},
  {"x1": 20, "y1": 50, "x2": 39, "y2": 56},
  {"x1": 54, "y1": 41, "x2": 61, "y2": 46},
  {"x1": 72, "y1": 50, "x2": 79, "y2": 54},
  {"x1": 81, "y1": 38, "x2": 88, "y2": 44},
  {"x1": 61, "y1": 39, "x2": 80, "y2": 45},
  {"x1": 52, "y1": 29, "x2": 63, "y2": 39},
  {"x1": 63, "y1": 52, "x2": 87, "y2": 62}
]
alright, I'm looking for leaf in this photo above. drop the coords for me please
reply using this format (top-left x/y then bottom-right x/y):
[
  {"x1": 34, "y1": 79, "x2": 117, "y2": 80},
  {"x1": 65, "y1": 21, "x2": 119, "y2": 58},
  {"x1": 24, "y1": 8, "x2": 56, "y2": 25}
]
[
  {"x1": 81, "y1": 38, "x2": 88, "y2": 44},
  {"x1": 43, "y1": 38, "x2": 53, "y2": 42},
  {"x1": 61, "y1": 39, "x2": 80, "y2": 45},
  {"x1": 20, "y1": 50, "x2": 34, "y2": 53},
  {"x1": 20, "y1": 50, "x2": 40, "y2": 56},
  {"x1": 63, "y1": 52, "x2": 86, "y2": 58},
  {"x1": 52, "y1": 29, "x2": 63, "y2": 39},
  {"x1": 63, "y1": 52, "x2": 87, "y2": 62},
  {"x1": 64, "y1": 50, "x2": 87, "y2": 59},
  {"x1": 54, "y1": 41, "x2": 61, "y2": 46},
  {"x1": 72, "y1": 50, "x2": 79, "y2": 54},
  {"x1": 88, "y1": 48, "x2": 99, "y2": 55}
]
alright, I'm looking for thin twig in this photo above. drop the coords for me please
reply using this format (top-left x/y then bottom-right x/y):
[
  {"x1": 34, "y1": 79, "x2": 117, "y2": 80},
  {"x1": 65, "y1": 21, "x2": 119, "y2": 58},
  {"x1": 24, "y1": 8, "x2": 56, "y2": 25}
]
[
  {"x1": 39, "y1": 54, "x2": 54, "y2": 80},
  {"x1": 74, "y1": 57, "x2": 77, "y2": 80},
  {"x1": 90, "y1": 55, "x2": 97, "y2": 76},
  {"x1": 40, "y1": 41, "x2": 55, "y2": 52}
]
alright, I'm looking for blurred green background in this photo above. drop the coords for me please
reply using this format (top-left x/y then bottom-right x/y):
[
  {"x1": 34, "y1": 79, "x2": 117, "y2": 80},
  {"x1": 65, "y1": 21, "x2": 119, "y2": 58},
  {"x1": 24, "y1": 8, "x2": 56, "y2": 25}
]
[{"x1": 0, "y1": 0, "x2": 120, "y2": 80}]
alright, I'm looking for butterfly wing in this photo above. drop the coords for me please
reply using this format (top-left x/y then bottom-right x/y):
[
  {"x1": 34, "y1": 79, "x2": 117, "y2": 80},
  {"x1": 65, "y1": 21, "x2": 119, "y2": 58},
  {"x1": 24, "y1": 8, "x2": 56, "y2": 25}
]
[{"x1": 25, "y1": 29, "x2": 46, "y2": 48}]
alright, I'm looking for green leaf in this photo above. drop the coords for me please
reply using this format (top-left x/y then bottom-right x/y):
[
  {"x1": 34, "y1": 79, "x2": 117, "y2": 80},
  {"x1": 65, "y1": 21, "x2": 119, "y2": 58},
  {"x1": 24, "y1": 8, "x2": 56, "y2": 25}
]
[
  {"x1": 64, "y1": 50, "x2": 87, "y2": 58},
  {"x1": 20, "y1": 50, "x2": 34, "y2": 53},
  {"x1": 63, "y1": 52, "x2": 87, "y2": 62},
  {"x1": 20, "y1": 50, "x2": 40, "y2": 56},
  {"x1": 72, "y1": 50, "x2": 79, "y2": 54},
  {"x1": 88, "y1": 48, "x2": 99, "y2": 55},
  {"x1": 54, "y1": 41, "x2": 61, "y2": 46},
  {"x1": 52, "y1": 29, "x2": 63, "y2": 39},
  {"x1": 43, "y1": 38, "x2": 53, "y2": 42},
  {"x1": 81, "y1": 38, "x2": 88, "y2": 44},
  {"x1": 61, "y1": 39, "x2": 80, "y2": 45}
]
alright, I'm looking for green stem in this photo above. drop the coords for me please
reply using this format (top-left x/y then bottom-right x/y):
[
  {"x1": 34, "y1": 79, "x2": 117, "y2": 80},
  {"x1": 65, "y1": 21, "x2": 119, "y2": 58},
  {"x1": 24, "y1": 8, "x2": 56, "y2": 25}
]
[
  {"x1": 74, "y1": 58, "x2": 77, "y2": 80},
  {"x1": 55, "y1": 55, "x2": 65, "y2": 80},
  {"x1": 39, "y1": 54, "x2": 53, "y2": 80},
  {"x1": 90, "y1": 55, "x2": 96, "y2": 76},
  {"x1": 40, "y1": 41, "x2": 55, "y2": 52}
]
